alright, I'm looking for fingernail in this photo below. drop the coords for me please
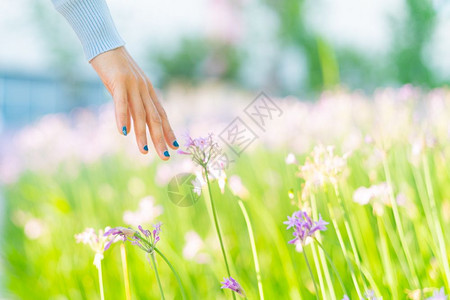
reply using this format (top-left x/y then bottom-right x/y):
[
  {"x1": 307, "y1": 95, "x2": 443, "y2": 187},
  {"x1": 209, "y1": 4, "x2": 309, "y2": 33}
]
[
  {"x1": 122, "y1": 126, "x2": 127, "y2": 136},
  {"x1": 163, "y1": 150, "x2": 170, "y2": 157},
  {"x1": 173, "y1": 140, "x2": 179, "y2": 148},
  {"x1": 143, "y1": 145, "x2": 148, "y2": 151}
]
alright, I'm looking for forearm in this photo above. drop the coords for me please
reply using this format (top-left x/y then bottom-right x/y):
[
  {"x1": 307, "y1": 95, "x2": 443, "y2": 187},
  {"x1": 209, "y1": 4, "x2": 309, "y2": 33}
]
[
  {"x1": 52, "y1": 0, "x2": 178, "y2": 158},
  {"x1": 52, "y1": 0, "x2": 125, "y2": 61}
]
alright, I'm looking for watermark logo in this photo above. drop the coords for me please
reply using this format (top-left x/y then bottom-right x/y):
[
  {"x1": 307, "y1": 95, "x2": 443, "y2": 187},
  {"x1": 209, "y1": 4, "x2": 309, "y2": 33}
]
[
  {"x1": 244, "y1": 92, "x2": 283, "y2": 132},
  {"x1": 167, "y1": 173, "x2": 201, "y2": 207},
  {"x1": 167, "y1": 92, "x2": 282, "y2": 207},
  {"x1": 219, "y1": 117, "x2": 258, "y2": 156}
]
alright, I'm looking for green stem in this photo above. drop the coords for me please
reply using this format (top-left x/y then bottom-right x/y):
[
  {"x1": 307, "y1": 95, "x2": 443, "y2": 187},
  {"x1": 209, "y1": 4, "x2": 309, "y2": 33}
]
[
  {"x1": 310, "y1": 243, "x2": 327, "y2": 298},
  {"x1": 237, "y1": 198, "x2": 265, "y2": 300},
  {"x1": 302, "y1": 248, "x2": 319, "y2": 299},
  {"x1": 376, "y1": 216, "x2": 398, "y2": 297},
  {"x1": 149, "y1": 252, "x2": 165, "y2": 300},
  {"x1": 204, "y1": 167, "x2": 236, "y2": 300},
  {"x1": 120, "y1": 243, "x2": 132, "y2": 300},
  {"x1": 314, "y1": 239, "x2": 348, "y2": 295},
  {"x1": 154, "y1": 248, "x2": 187, "y2": 300},
  {"x1": 422, "y1": 155, "x2": 450, "y2": 290},
  {"x1": 381, "y1": 214, "x2": 415, "y2": 288},
  {"x1": 382, "y1": 157, "x2": 421, "y2": 290},
  {"x1": 327, "y1": 202, "x2": 363, "y2": 298},
  {"x1": 332, "y1": 183, "x2": 367, "y2": 291},
  {"x1": 97, "y1": 260, "x2": 105, "y2": 300},
  {"x1": 311, "y1": 193, "x2": 335, "y2": 299}
]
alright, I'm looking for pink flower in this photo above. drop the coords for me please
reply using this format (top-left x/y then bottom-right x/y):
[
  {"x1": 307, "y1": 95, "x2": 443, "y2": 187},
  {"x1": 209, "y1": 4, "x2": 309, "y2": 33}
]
[{"x1": 220, "y1": 277, "x2": 246, "y2": 298}]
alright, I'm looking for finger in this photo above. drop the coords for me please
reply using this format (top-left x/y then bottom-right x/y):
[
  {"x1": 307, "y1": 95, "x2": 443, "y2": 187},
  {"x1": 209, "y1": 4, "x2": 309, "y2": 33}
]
[
  {"x1": 141, "y1": 86, "x2": 170, "y2": 160},
  {"x1": 112, "y1": 86, "x2": 129, "y2": 136},
  {"x1": 126, "y1": 107, "x2": 131, "y2": 136},
  {"x1": 146, "y1": 80, "x2": 178, "y2": 149},
  {"x1": 128, "y1": 87, "x2": 149, "y2": 154}
]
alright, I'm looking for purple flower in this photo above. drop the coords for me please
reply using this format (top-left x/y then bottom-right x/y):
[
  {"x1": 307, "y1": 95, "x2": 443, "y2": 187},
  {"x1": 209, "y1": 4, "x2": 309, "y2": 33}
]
[
  {"x1": 427, "y1": 287, "x2": 447, "y2": 300},
  {"x1": 284, "y1": 210, "x2": 328, "y2": 245},
  {"x1": 152, "y1": 222, "x2": 162, "y2": 244},
  {"x1": 363, "y1": 289, "x2": 380, "y2": 300},
  {"x1": 342, "y1": 295, "x2": 349, "y2": 300},
  {"x1": 220, "y1": 277, "x2": 246, "y2": 298},
  {"x1": 138, "y1": 225, "x2": 151, "y2": 238},
  {"x1": 310, "y1": 214, "x2": 328, "y2": 233},
  {"x1": 178, "y1": 133, "x2": 222, "y2": 168},
  {"x1": 104, "y1": 223, "x2": 162, "y2": 254},
  {"x1": 104, "y1": 227, "x2": 136, "y2": 250}
]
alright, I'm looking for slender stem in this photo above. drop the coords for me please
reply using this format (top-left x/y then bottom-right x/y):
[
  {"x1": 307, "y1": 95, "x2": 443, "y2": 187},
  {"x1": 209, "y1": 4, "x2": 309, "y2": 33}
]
[
  {"x1": 120, "y1": 243, "x2": 132, "y2": 300},
  {"x1": 422, "y1": 155, "x2": 450, "y2": 290},
  {"x1": 310, "y1": 193, "x2": 335, "y2": 299},
  {"x1": 154, "y1": 248, "x2": 187, "y2": 300},
  {"x1": 97, "y1": 260, "x2": 105, "y2": 300},
  {"x1": 332, "y1": 183, "x2": 368, "y2": 291},
  {"x1": 149, "y1": 252, "x2": 165, "y2": 300},
  {"x1": 381, "y1": 214, "x2": 415, "y2": 288},
  {"x1": 310, "y1": 243, "x2": 327, "y2": 298},
  {"x1": 237, "y1": 198, "x2": 265, "y2": 300},
  {"x1": 327, "y1": 202, "x2": 363, "y2": 298},
  {"x1": 382, "y1": 157, "x2": 421, "y2": 290},
  {"x1": 204, "y1": 166, "x2": 236, "y2": 300},
  {"x1": 302, "y1": 248, "x2": 319, "y2": 299},
  {"x1": 358, "y1": 262, "x2": 382, "y2": 297},
  {"x1": 376, "y1": 216, "x2": 398, "y2": 297},
  {"x1": 314, "y1": 239, "x2": 348, "y2": 295}
]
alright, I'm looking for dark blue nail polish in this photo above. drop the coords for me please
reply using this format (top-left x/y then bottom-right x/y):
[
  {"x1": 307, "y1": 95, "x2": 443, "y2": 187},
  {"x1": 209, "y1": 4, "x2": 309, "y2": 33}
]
[
  {"x1": 144, "y1": 145, "x2": 148, "y2": 151},
  {"x1": 122, "y1": 126, "x2": 127, "y2": 136},
  {"x1": 173, "y1": 140, "x2": 179, "y2": 148},
  {"x1": 163, "y1": 151, "x2": 170, "y2": 157}
]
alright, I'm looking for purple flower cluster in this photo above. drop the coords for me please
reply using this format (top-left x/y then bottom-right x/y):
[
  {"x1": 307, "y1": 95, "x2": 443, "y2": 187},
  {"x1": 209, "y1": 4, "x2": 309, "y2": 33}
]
[
  {"x1": 104, "y1": 223, "x2": 162, "y2": 254},
  {"x1": 178, "y1": 133, "x2": 221, "y2": 167},
  {"x1": 428, "y1": 287, "x2": 447, "y2": 300},
  {"x1": 220, "y1": 276, "x2": 246, "y2": 298},
  {"x1": 133, "y1": 223, "x2": 162, "y2": 251},
  {"x1": 284, "y1": 210, "x2": 328, "y2": 245},
  {"x1": 104, "y1": 227, "x2": 136, "y2": 250}
]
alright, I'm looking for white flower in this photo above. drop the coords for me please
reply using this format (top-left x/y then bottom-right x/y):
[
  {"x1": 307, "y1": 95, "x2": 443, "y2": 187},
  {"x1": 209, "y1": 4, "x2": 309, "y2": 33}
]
[
  {"x1": 353, "y1": 183, "x2": 397, "y2": 216},
  {"x1": 294, "y1": 236, "x2": 313, "y2": 253},
  {"x1": 285, "y1": 153, "x2": 298, "y2": 165},
  {"x1": 217, "y1": 171, "x2": 227, "y2": 194},
  {"x1": 182, "y1": 231, "x2": 210, "y2": 264},
  {"x1": 353, "y1": 187, "x2": 372, "y2": 205},
  {"x1": 407, "y1": 288, "x2": 438, "y2": 300},
  {"x1": 75, "y1": 227, "x2": 111, "y2": 269},
  {"x1": 192, "y1": 175, "x2": 204, "y2": 196},
  {"x1": 24, "y1": 218, "x2": 45, "y2": 240},
  {"x1": 93, "y1": 253, "x2": 104, "y2": 269},
  {"x1": 228, "y1": 175, "x2": 249, "y2": 199},
  {"x1": 298, "y1": 145, "x2": 349, "y2": 199},
  {"x1": 123, "y1": 196, "x2": 163, "y2": 228}
]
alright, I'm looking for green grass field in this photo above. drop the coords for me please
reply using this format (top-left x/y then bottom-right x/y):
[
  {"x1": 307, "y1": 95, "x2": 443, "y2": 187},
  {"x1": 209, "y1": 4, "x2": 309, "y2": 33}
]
[{"x1": 2, "y1": 87, "x2": 450, "y2": 299}]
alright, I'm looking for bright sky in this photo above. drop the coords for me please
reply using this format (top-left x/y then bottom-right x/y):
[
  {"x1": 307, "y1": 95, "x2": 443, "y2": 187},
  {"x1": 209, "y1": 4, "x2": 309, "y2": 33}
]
[{"x1": 1, "y1": 0, "x2": 450, "y2": 80}]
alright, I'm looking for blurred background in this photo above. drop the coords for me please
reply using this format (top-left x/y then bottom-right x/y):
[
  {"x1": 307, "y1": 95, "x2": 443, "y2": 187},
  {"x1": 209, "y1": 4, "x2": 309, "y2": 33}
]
[
  {"x1": 1, "y1": 0, "x2": 450, "y2": 129},
  {"x1": 2, "y1": 0, "x2": 450, "y2": 299}
]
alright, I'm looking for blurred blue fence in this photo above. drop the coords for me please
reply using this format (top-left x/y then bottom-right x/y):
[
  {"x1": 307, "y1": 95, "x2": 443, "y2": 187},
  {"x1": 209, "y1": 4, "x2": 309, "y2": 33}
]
[{"x1": 0, "y1": 72, "x2": 108, "y2": 130}]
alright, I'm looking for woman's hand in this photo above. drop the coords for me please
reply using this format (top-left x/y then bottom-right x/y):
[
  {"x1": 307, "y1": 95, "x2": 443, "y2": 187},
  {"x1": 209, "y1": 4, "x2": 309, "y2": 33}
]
[{"x1": 90, "y1": 46, "x2": 178, "y2": 160}]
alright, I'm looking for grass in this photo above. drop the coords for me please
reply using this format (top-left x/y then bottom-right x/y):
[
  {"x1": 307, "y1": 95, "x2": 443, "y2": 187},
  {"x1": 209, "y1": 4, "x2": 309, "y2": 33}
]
[{"x1": 2, "y1": 88, "x2": 450, "y2": 299}]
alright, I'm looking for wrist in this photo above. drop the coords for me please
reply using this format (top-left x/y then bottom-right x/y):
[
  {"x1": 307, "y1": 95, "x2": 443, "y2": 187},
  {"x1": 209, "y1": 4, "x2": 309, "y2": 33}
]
[{"x1": 53, "y1": 0, "x2": 125, "y2": 61}]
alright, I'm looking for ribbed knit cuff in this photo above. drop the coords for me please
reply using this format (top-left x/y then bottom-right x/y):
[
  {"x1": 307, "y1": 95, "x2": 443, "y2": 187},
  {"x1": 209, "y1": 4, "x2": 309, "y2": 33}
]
[{"x1": 53, "y1": 0, "x2": 125, "y2": 61}]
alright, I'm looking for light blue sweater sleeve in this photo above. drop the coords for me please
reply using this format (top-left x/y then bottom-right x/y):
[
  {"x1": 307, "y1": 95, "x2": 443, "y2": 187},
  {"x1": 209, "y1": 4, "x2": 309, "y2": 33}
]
[{"x1": 52, "y1": 0, "x2": 125, "y2": 61}]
